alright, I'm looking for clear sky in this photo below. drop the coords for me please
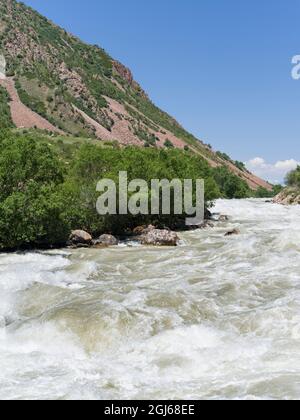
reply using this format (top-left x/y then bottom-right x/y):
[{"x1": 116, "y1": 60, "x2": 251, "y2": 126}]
[{"x1": 23, "y1": 0, "x2": 300, "y2": 182}]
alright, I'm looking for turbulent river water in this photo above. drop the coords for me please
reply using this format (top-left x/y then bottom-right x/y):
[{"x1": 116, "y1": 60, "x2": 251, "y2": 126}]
[{"x1": 1, "y1": 199, "x2": 300, "y2": 400}]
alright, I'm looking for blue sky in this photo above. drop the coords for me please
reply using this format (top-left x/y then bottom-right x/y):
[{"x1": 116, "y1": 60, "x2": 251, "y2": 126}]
[{"x1": 23, "y1": 0, "x2": 300, "y2": 182}]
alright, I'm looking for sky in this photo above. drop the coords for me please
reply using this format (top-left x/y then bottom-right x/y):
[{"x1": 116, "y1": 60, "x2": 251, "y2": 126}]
[{"x1": 23, "y1": 0, "x2": 300, "y2": 183}]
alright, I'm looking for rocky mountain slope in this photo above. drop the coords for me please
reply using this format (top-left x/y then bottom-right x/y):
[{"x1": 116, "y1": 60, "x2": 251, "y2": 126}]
[{"x1": 0, "y1": 0, "x2": 271, "y2": 191}]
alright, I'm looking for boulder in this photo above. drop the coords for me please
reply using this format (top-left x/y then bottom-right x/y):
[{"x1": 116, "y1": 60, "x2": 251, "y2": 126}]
[
  {"x1": 69, "y1": 230, "x2": 92, "y2": 246},
  {"x1": 225, "y1": 229, "x2": 240, "y2": 237},
  {"x1": 93, "y1": 234, "x2": 119, "y2": 246},
  {"x1": 140, "y1": 229, "x2": 179, "y2": 246}
]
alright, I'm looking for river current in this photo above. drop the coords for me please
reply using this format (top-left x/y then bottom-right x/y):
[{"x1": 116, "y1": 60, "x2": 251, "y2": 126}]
[{"x1": 1, "y1": 199, "x2": 300, "y2": 400}]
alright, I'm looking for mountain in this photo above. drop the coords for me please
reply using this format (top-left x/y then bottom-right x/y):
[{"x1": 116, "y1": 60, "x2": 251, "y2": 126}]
[{"x1": 0, "y1": 0, "x2": 271, "y2": 191}]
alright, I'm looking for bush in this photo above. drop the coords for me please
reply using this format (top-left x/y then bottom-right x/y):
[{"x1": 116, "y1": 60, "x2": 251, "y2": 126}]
[
  {"x1": 216, "y1": 151, "x2": 231, "y2": 162},
  {"x1": 286, "y1": 166, "x2": 300, "y2": 188},
  {"x1": 212, "y1": 166, "x2": 250, "y2": 199},
  {"x1": 0, "y1": 131, "x2": 63, "y2": 201},
  {"x1": 0, "y1": 184, "x2": 69, "y2": 249},
  {"x1": 254, "y1": 185, "x2": 283, "y2": 198},
  {"x1": 0, "y1": 86, "x2": 14, "y2": 129},
  {"x1": 235, "y1": 161, "x2": 246, "y2": 172},
  {"x1": 60, "y1": 145, "x2": 220, "y2": 233},
  {"x1": 0, "y1": 131, "x2": 67, "y2": 249},
  {"x1": 272, "y1": 184, "x2": 283, "y2": 195},
  {"x1": 164, "y1": 139, "x2": 174, "y2": 149}
]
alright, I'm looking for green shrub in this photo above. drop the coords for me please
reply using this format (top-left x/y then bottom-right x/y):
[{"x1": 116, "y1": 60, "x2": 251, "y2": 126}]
[
  {"x1": 0, "y1": 131, "x2": 67, "y2": 249},
  {"x1": 212, "y1": 166, "x2": 250, "y2": 199},
  {"x1": 286, "y1": 166, "x2": 300, "y2": 188},
  {"x1": 0, "y1": 131, "x2": 63, "y2": 201},
  {"x1": 164, "y1": 139, "x2": 174, "y2": 149},
  {"x1": 235, "y1": 161, "x2": 246, "y2": 172},
  {"x1": 0, "y1": 86, "x2": 14, "y2": 129},
  {"x1": 216, "y1": 151, "x2": 231, "y2": 162},
  {"x1": 0, "y1": 184, "x2": 69, "y2": 249}
]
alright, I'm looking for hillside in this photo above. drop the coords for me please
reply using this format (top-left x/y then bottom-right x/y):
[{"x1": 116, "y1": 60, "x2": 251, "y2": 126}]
[{"x1": 0, "y1": 0, "x2": 271, "y2": 191}]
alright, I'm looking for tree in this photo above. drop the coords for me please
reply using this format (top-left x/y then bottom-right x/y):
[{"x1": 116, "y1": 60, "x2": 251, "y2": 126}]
[
  {"x1": 0, "y1": 132, "x2": 67, "y2": 249},
  {"x1": 285, "y1": 166, "x2": 300, "y2": 188}
]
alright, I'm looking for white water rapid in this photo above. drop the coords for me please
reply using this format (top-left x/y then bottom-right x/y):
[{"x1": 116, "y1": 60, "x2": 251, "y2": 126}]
[{"x1": 1, "y1": 199, "x2": 300, "y2": 400}]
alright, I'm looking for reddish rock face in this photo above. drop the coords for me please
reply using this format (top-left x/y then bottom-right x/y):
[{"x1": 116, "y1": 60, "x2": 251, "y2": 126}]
[
  {"x1": 113, "y1": 61, "x2": 134, "y2": 86},
  {"x1": 112, "y1": 60, "x2": 148, "y2": 99}
]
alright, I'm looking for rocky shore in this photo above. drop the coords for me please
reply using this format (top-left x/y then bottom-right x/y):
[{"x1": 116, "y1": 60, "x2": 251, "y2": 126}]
[
  {"x1": 67, "y1": 212, "x2": 235, "y2": 250},
  {"x1": 273, "y1": 188, "x2": 300, "y2": 205}
]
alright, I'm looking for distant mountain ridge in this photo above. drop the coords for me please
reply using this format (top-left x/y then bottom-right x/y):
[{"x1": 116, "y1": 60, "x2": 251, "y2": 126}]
[{"x1": 0, "y1": 0, "x2": 271, "y2": 191}]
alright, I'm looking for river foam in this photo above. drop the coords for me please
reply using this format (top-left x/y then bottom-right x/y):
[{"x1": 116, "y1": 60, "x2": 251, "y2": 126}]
[{"x1": 0, "y1": 199, "x2": 300, "y2": 400}]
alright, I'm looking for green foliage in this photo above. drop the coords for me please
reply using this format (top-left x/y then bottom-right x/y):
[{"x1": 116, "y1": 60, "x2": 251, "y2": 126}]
[
  {"x1": 254, "y1": 185, "x2": 283, "y2": 198},
  {"x1": 235, "y1": 161, "x2": 246, "y2": 172},
  {"x1": 164, "y1": 139, "x2": 174, "y2": 149},
  {"x1": 212, "y1": 166, "x2": 250, "y2": 199},
  {"x1": 0, "y1": 183, "x2": 69, "y2": 249},
  {"x1": 216, "y1": 151, "x2": 231, "y2": 162},
  {"x1": 132, "y1": 125, "x2": 158, "y2": 146},
  {"x1": 0, "y1": 131, "x2": 63, "y2": 201},
  {"x1": 60, "y1": 144, "x2": 220, "y2": 234},
  {"x1": 254, "y1": 187, "x2": 272, "y2": 198},
  {"x1": 272, "y1": 184, "x2": 283, "y2": 195},
  {"x1": 0, "y1": 86, "x2": 14, "y2": 129},
  {"x1": 286, "y1": 166, "x2": 300, "y2": 188},
  {"x1": 216, "y1": 153, "x2": 247, "y2": 175},
  {"x1": 0, "y1": 130, "x2": 67, "y2": 249},
  {"x1": 15, "y1": 81, "x2": 48, "y2": 118}
]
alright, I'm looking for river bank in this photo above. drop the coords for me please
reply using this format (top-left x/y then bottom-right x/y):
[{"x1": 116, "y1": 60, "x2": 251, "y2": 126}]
[
  {"x1": 1, "y1": 199, "x2": 300, "y2": 400},
  {"x1": 274, "y1": 187, "x2": 300, "y2": 205}
]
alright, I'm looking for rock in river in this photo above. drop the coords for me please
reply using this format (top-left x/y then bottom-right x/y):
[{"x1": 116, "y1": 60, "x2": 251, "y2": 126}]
[
  {"x1": 225, "y1": 229, "x2": 240, "y2": 237},
  {"x1": 69, "y1": 230, "x2": 92, "y2": 246},
  {"x1": 93, "y1": 234, "x2": 119, "y2": 246},
  {"x1": 140, "y1": 229, "x2": 179, "y2": 246}
]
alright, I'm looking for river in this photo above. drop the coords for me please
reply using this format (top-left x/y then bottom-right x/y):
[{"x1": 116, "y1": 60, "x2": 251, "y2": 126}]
[{"x1": 1, "y1": 199, "x2": 300, "y2": 400}]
